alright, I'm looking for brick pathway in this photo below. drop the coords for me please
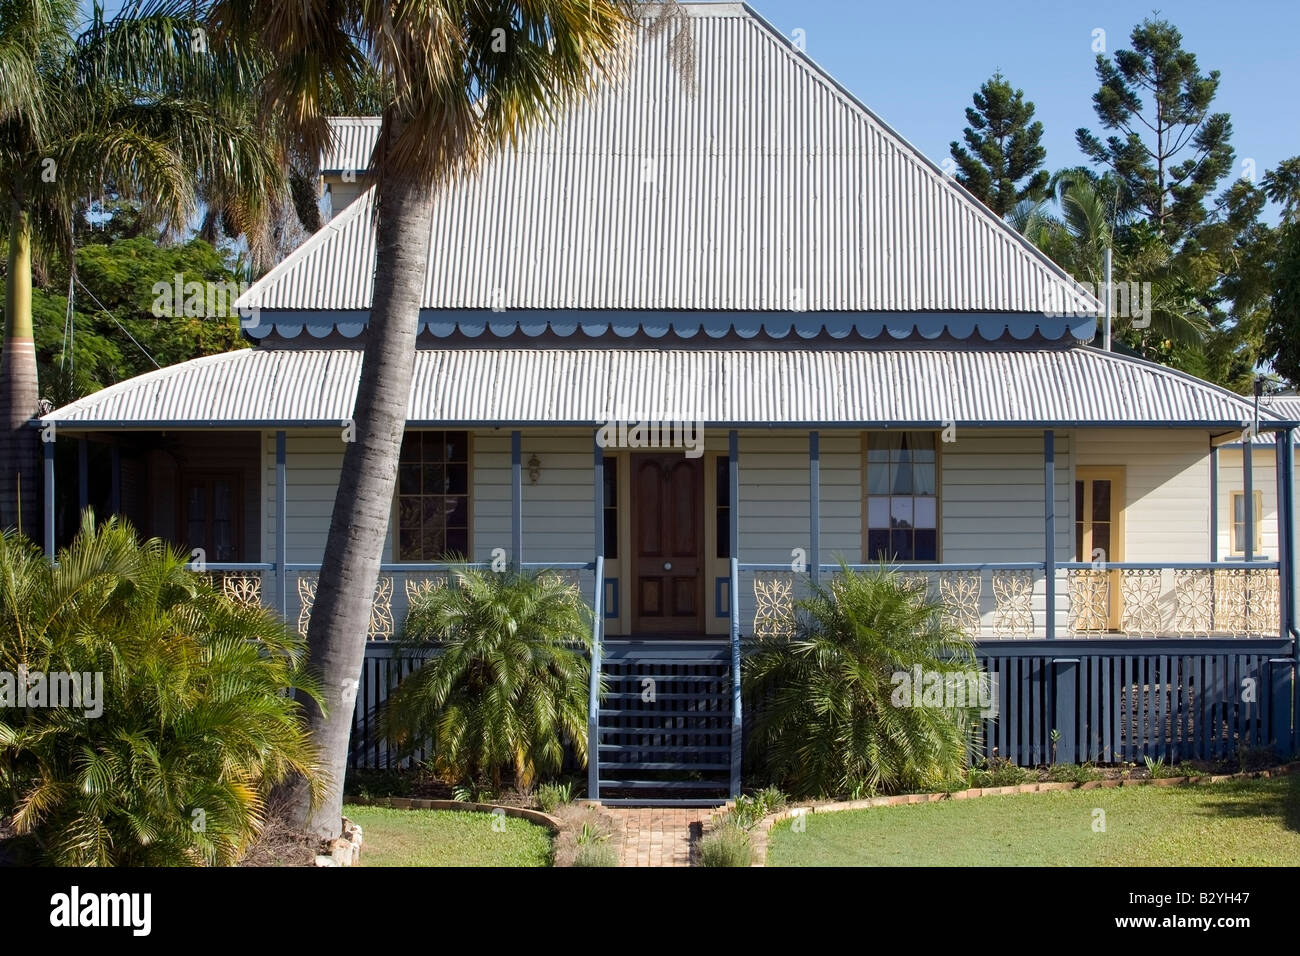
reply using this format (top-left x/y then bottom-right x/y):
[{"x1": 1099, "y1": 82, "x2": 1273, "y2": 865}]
[{"x1": 602, "y1": 806, "x2": 716, "y2": 867}]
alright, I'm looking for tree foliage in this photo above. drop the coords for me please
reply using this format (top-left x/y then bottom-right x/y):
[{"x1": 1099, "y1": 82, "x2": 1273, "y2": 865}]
[
  {"x1": 949, "y1": 72, "x2": 1049, "y2": 216},
  {"x1": 0, "y1": 514, "x2": 322, "y2": 866}
]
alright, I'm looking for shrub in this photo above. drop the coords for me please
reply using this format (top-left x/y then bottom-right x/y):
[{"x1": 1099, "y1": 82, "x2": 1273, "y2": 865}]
[
  {"x1": 0, "y1": 515, "x2": 321, "y2": 866},
  {"x1": 697, "y1": 824, "x2": 754, "y2": 867},
  {"x1": 1046, "y1": 762, "x2": 1103, "y2": 783},
  {"x1": 536, "y1": 780, "x2": 574, "y2": 814},
  {"x1": 572, "y1": 842, "x2": 618, "y2": 867},
  {"x1": 743, "y1": 562, "x2": 981, "y2": 799},
  {"x1": 380, "y1": 567, "x2": 595, "y2": 789},
  {"x1": 966, "y1": 756, "x2": 1031, "y2": 789}
]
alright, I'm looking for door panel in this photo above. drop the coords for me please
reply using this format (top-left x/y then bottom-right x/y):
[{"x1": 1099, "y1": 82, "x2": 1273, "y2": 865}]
[
  {"x1": 180, "y1": 472, "x2": 243, "y2": 563},
  {"x1": 632, "y1": 455, "x2": 703, "y2": 634}
]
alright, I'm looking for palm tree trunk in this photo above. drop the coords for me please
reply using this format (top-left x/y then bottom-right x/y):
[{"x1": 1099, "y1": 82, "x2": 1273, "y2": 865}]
[
  {"x1": 0, "y1": 198, "x2": 39, "y2": 535},
  {"x1": 288, "y1": 119, "x2": 435, "y2": 840}
]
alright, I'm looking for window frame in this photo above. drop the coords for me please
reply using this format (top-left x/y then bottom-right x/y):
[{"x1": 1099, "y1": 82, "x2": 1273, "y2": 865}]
[
  {"x1": 860, "y1": 431, "x2": 942, "y2": 564},
  {"x1": 1230, "y1": 489, "x2": 1264, "y2": 555},
  {"x1": 391, "y1": 430, "x2": 473, "y2": 563}
]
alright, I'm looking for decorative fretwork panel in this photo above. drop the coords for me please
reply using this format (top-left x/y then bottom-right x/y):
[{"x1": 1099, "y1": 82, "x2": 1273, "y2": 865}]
[
  {"x1": 753, "y1": 572, "x2": 796, "y2": 639},
  {"x1": 1245, "y1": 568, "x2": 1280, "y2": 636},
  {"x1": 992, "y1": 570, "x2": 1034, "y2": 638},
  {"x1": 297, "y1": 573, "x2": 395, "y2": 640},
  {"x1": 540, "y1": 568, "x2": 582, "y2": 597},
  {"x1": 1067, "y1": 568, "x2": 1110, "y2": 635},
  {"x1": 203, "y1": 571, "x2": 264, "y2": 607},
  {"x1": 938, "y1": 570, "x2": 981, "y2": 636},
  {"x1": 1119, "y1": 569, "x2": 1162, "y2": 637},
  {"x1": 1172, "y1": 569, "x2": 1213, "y2": 637},
  {"x1": 404, "y1": 574, "x2": 449, "y2": 606},
  {"x1": 1213, "y1": 569, "x2": 1249, "y2": 635}
]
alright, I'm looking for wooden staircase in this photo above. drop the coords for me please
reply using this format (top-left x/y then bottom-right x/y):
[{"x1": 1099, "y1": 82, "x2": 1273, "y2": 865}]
[{"x1": 593, "y1": 641, "x2": 734, "y2": 806}]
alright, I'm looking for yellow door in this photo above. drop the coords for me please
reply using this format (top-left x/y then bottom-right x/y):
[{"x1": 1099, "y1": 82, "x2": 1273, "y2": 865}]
[{"x1": 1074, "y1": 467, "x2": 1126, "y2": 629}]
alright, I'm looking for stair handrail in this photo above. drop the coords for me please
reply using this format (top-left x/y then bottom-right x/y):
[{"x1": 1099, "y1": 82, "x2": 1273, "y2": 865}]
[{"x1": 587, "y1": 553, "x2": 605, "y2": 801}]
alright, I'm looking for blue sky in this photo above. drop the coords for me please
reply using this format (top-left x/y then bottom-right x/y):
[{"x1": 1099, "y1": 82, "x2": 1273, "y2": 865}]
[{"x1": 747, "y1": 0, "x2": 1300, "y2": 200}]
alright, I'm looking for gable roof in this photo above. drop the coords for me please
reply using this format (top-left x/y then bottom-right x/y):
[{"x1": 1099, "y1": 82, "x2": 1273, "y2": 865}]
[{"x1": 242, "y1": 2, "x2": 1097, "y2": 319}]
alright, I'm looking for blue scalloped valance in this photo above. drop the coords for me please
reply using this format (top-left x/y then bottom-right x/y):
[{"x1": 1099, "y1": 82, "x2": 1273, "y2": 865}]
[{"x1": 245, "y1": 309, "x2": 1097, "y2": 343}]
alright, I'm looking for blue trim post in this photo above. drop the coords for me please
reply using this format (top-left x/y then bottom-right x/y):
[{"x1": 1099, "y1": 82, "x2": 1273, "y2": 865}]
[
  {"x1": 1244, "y1": 436, "x2": 1255, "y2": 562},
  {"x1": 77, "y1": 436, "x2": 88, "y2": 514},
  {"x1": 511, "y1": 430, "x2": 522, "y2": 571},
  {"x1": 1209, "y1": 443, "x2": 1219, "y2": 561},
  {"x1": 729, "y1": 430, "x2": 741, "y2": 798},
  {"x1": 275, "y1": 431, "x2": 287, "y2": 618},
  {"x1": 809, "y1": 431, "x2": 820, "y2": 583},
  {"x1": 589, "y1": 433, "x2": 606, "y2": 800},
  {"x1": 593, "y1": 433, "x2": 604, "y2": 560},
  {"x1": 1044, "y1": 430, "x2": 1056, "y2": 640},
  {"x1": 43, "y1": 433, "x2": 55, "y2": 559},
  {"x1": 1280, "y1": 429, "x2": 1296, "y2": 635}
]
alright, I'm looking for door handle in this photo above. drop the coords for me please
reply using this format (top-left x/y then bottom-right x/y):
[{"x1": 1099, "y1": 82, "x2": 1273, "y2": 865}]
[{"x1": 664, "y1": 562, "x2": 672, "y2": 571}]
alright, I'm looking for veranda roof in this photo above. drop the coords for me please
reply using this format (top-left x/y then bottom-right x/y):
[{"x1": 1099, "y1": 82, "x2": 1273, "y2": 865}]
[{"x1": 41, "y1": 346, "x2": 1294, "y2": 431}]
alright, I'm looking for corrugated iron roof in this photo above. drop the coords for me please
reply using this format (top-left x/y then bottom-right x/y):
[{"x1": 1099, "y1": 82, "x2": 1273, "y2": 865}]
[
  {"x1": 320, "y1": 116, "x2": 380, "y2": 173},
  {"x1": 246, "y1": 3, "x2": 1097, "y2": 318},
  {"x1": 43, "y1": 346, "x2": 1284, "y2": 428}
]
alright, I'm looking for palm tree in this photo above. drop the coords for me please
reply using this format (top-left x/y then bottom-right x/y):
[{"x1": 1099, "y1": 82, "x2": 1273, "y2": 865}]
[
  {"x1": 379, "y1": 568, "x2": 594, "y2": 790},
  {"x1": 0, "y1": 0, "x2": 283, "y2": 533},
  {"x1": 743, "y1": 563, "x2": 980, "y2": 798},
  {"x1": 0, "y1": 513, "x2": 321, "y2": 866},
  {"x1": 209, "y1": 0, "x2": 689, "y2": 839},
  {"x1": 1012, "y1": 167, "x2": 1207, "y2": 352}
]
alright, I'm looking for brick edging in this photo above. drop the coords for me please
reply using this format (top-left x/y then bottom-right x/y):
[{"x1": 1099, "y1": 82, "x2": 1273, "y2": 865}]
[
  {"x1": 747, "y1": 762, "x2": 1300, "y2": 867},
  {"x1": 344, "y1": 795, "x2": 563, "y2": 832}
]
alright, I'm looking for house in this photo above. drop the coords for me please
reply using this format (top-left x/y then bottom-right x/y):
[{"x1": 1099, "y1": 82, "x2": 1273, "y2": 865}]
[{"x1": 38, "y1": 3, "x2": 1298, "y2": 803}]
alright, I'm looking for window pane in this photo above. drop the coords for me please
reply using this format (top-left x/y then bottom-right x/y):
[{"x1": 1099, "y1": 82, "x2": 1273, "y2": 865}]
[
  {"x1": 606, "y1": 511, "x2": 619, "y2": 559},
  {"x1": 891, "y1": 461, "x2": 912, "y2": 494},
  {"x1": 867, "y1": 497, "x2": 890, "y2": 528},
  {"x1": 445, "y1": 527, "x2": 468, "y2": 557},
  {"x1": 867, "y1": 462, "x2": 890, "y2": 494},
  {"x1": 422, "y1": 462, "x2": 445, "y2": 495},
  {"x1": 398, "y1": 496, "x2": 422, "y2": 531},
  {"x1": 400, "y1": 431, "x2": 423, "y2": 461},
  {"x1": 446, "y1": 463, "x2": 468, "y2": 495},
  {"x1": 715, "y1": 457, "x2": 729, "y2": 507},
  {"x1": 1233, "y1": 494, "x2": 1245, "y2": 524},
  {"x1": 399, "y1": 464, "x2": 421, "y2": 496},
  {"x1": 398, "y1": 529, "x2": 421, "y2": 561},
  {"x1": 445, "y1": 496, "x2": 467, "y2": 529},
  {"x1": 913, "y1": 462, "x2": 936, "y2": 495},
  {"x1": 1075, "y1": 521, "x2": 1084, "y2": 562},
  {"x1": 914, "y1": 496, "x2": 937, "y2": 529},
  {"x1": 605, "y1": 459, "x2": 618, "y2": 505},
  {"x1": 1092, "y1": 480, "x2": 1111, "y2": 523},
  {"x1": 914, "y1": 529, "x2": 937, "y2": 561},
  {"x1": 716, "y1": 511, "x2": 728, "y2": 559},
  {"x1": 1092, "y1": 523, "x2": 1110, "y2": 562},
  {"x1": 867, "y1": 530, "x2": 891, "y2": 560},
  {"x1": 445, "y1": 432, "x2": 468, "y2": 461},
  {"x1": 890, "y1": 497, "x2": 914, "y2": 527},
  {"x1": 910, "y1": 432, "x2": 936, "y2": 451},
  {"x1": 890, "y1": 529, "x2": 913, "y2": 560}
]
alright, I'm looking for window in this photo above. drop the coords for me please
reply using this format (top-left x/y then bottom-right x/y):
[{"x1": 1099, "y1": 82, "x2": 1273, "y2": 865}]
[
  {"x1": 716, "y1": 456, "x2": 730, "y2": 558},
  {"x1": 397, "y1": 431, "x2": 469, "y2": 560},
  {"x1": 1231, "y1": 490, "x2": 1264, "y2": 554},
  {"x1": 603, "y1": 458, "x2": 618, "y2": 559},
  {"x1": 865, "y1": 432, "x2": 938, "y2": 562}
]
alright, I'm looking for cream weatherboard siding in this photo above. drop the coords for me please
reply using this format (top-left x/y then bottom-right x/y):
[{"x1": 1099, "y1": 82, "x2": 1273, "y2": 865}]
[
  {"x1": 260, "y1": 430, "x2": 395, "y2": 565},
  {"x1": 1215, "y1": 446, "x2": 1298, "y2": 560},
  {"x1": 1074, "y1": 428, "x2": 1210, "y2": 562}
]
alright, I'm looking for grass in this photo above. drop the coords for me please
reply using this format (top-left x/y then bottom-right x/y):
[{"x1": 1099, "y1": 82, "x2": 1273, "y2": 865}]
[
  {"x1": 767, "y1": 777, "x2": 1300, "y2": 867},
  {"x1": 343, "y1": 805, "x2": 553, "y2": 867}
]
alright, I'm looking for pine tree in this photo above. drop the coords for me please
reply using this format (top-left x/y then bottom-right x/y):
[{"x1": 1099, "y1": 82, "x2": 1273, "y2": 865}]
[
  {"x1": 1076, "y1": 18, "x2": 1235, "y2": 246},
  {"x1": 949, "y1": 73, "x2": 1049, "y2": 216}
]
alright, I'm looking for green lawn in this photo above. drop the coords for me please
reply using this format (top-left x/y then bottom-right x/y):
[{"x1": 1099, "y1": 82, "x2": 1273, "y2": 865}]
[
  {"x1": 343, "y1": 806, "x2": 553, "y2": 867},
  {"x1": 767, "y1": 777, "x2": 1300, "y2": 866}
]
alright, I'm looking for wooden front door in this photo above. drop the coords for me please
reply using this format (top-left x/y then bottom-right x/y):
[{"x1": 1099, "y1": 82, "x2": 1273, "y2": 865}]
[{"x1": 632, "y1": 454, "x2": 704, "y2": 634}]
